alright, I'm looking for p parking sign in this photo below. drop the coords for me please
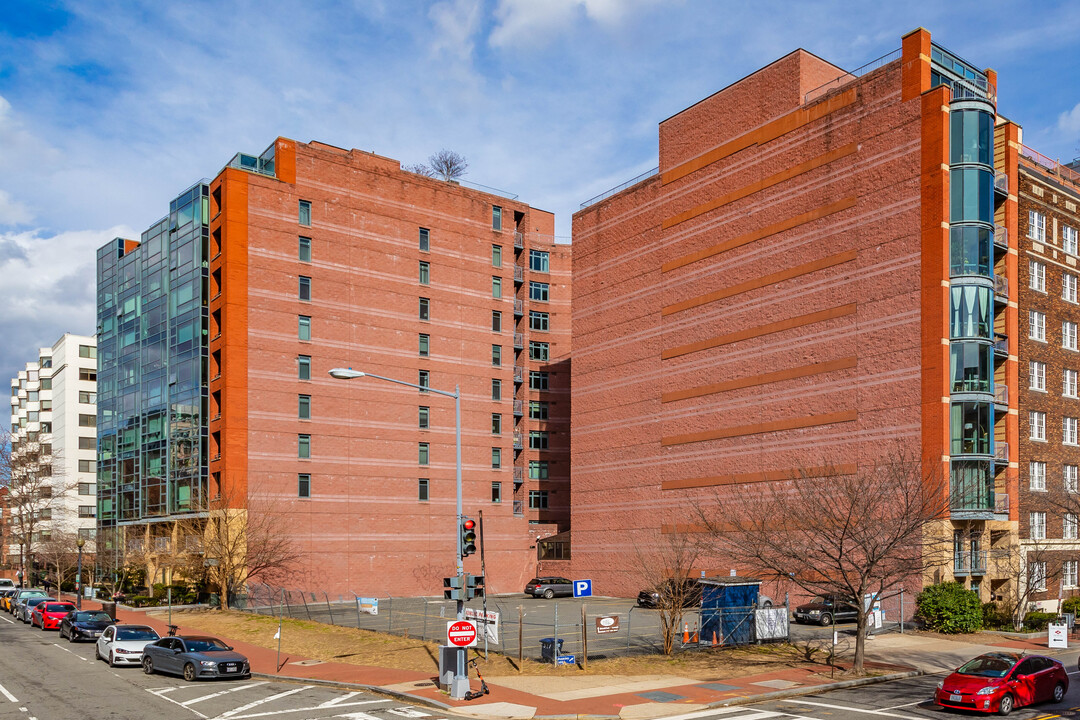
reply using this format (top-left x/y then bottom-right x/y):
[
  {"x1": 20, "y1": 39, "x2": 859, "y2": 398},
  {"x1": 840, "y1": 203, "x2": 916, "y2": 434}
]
[{"x1": 573, "y1": 579, "x2": 592, "y2": 598}]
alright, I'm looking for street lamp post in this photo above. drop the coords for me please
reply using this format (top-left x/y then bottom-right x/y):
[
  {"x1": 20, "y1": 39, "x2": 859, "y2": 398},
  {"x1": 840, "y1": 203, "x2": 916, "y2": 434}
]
[
  {"x1": 76, "y1": 537, "x2": 86, "y2": 610},
  {"x1": 329, "y1": 368, "x2": 470, "y2": 699}
]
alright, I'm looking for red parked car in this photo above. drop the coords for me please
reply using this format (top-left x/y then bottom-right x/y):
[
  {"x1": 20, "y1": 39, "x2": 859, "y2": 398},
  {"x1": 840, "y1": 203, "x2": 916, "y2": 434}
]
[
  {"x1": 936, "y1": 652, "x2": 1068, "y2": 715},
  {"x1": 31, "y1": 601, "x2": 76, "y2": 631}
]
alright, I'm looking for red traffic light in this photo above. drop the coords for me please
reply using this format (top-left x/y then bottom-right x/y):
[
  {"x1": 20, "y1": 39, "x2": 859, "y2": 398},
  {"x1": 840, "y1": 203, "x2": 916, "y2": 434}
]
[{"x1": 463, "y1": 519, "x2": 476, "y2": 530}]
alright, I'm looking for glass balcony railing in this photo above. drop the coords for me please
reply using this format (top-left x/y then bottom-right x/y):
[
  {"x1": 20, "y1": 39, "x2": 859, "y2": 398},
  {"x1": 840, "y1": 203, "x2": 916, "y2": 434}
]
[
  {"x1": 994, "y1": 171, "x2": 1008, "y2": 195},
  {"x1": 994, "y1": 224, "x2": 1008, "y2": 250},
  {"x1": 954, "y1": 550, "x2": 988, "y2": 576}
]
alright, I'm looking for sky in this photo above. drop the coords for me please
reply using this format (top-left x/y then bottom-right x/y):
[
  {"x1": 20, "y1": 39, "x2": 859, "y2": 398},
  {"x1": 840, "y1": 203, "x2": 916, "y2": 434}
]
[{"x1": 1, "y1": 0, "x2": 1078, "y2": 387}]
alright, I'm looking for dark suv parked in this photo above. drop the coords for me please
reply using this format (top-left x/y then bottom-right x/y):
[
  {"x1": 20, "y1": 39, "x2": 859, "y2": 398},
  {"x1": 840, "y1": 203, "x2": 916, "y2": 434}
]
[
  {"x1": 793, "y1": 594, "x2": 859, "y2": 626},
  {"x1": 637, "y1": 579, "x2": 703, "y2": 608},
  {"x1": 524, "y1": 577, "x2": 573, "y2": 599}
]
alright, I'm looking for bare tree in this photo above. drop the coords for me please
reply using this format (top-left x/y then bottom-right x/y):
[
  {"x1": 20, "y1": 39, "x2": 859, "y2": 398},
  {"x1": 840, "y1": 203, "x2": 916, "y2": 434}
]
[
  {"x1": 174, "y1": 487, "x2": 302, "y2": 610},
  {"x1": 5, "y1": 438, "x2": 77, "y2": 586},
  {"x1": 402, "y1": 162, "x2": 435, "y2": 177},
  {"x1": 697, "y1": 449, "x2": 950, "y2": 674},
  {"x1": 633, "y1": 528, "x2": 704, "y2": 655},
  {"x1": 405, "y1": 150, "x2": 469, "y2": 181},
  {"x1": 989, "y1": 539, "x2": 1061, "y2": 631},
  {"x1": 37, "y1": 529, "x2": 80, "y2": 591}
]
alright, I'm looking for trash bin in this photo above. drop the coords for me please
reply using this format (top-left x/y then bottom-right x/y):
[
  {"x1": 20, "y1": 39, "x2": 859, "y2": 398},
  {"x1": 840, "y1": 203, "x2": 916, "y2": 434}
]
[
  {"x1": 540, "y1": 637, "x2": 564, "y2": 663},
  {"x1": 100, "y1": 601, "x2": 117, "y2": 621}
]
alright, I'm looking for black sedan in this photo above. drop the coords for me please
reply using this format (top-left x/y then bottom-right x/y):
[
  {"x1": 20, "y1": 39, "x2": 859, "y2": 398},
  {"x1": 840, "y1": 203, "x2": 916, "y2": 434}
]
[
  {"x1": 141, "y1": 636, "x2": 250, "y2": 682},
  {"x1": 59, "y1": 610, "x2": 115, "y2": 642}
]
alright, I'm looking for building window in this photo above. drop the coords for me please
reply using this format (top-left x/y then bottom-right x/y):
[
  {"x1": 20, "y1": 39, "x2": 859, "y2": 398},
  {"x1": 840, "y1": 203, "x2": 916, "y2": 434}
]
[
  {"x1": 298, "y1": 355, "x2": 311, "y2": 380},
  {"x1": 1065, "y1": 560, "x2": 1079, "y2": 588},
  {"x1": 529, "y1": 311, "x2": 549, "y2": 332},
  {"x1": 491, "y1": 345, "x2": 502, "y2": 366},
  {"x1": 529, "y1": 401, "x2": 549, "y2": 420},
  {"x1": 419, "y1": 370, "x2": 429, "y2": 391},
  {"x1": 299, "y1": 200, "x2": 312, "y2": 226},
  {"x1": 78, "y1": 345, "x2": 97, "y2": 359},
  {"x1": 529, "y1": 281, "x2": 549, "y2": 302},
  {"x1": 79, "y1": 414, "x2": 96, "y2": 428},
  {"x1": 418, "y1": 478, "x2": 429, "y2": 502},
  {"x1": 1030, "y1": 260, "x2": 1046, "y2": 292},
  {"x1": 299, "y1": 395, "x2": 311, "y2": 419},
  {"x1": 299, "y1": 276, "x2": 311, "y2": 301},
  {"x1": 529, "y1": 460, "x2": 549, "y2": 479},
  {"x1": 1066, "y1": 417, "x2": 1079, "y2": 445},
  {"x1": 529, "y1": 490, "x2": 549, "y2": 510},
  {"x1": 491, "y1": 447, "x2": 501, "y2": 468},
  {"x1": 1066, "y1": 369, "x2": 1078, "y2": 398},
  {"x1": 1030, "y1": 411, "x2": 1046, "y2": 441},
  {"x1": 1066, "y1": 321, "x2": 1078, "y2": 351},
  {"x1": 298, "y1": 474, "x2": 311, "y2": 498},
  {"x1": 1030, "y1": 361, "x2": 1046, "y2": 391},
  {"x1": 299, "y1": 236, "x2": 312, "y2": 262},
  {"x1": 40, "y1": 378, "x2": 52, "y2": 390},
  {"x1": 298, "y1": 434, "x2": 311, "y2": 458},
  {"x1": 491, "y1": 413, "x2": 501, "y2": 435},
  {"x1": 492, "y1": 311, "x2": 502, "y2": 332},
  {"x1": 78, "y1": 482, "x2": 94, "y2": 495},
  {"x1": 78, "y1": 459, "x2": 95, "y2": 473},
  {"x1": 1068, "y1": 465, "x2": 1079, "y2": 493},
  {"x1": 419, "y1": 227, "x2": 430, "y2": 252},
  {"x1": 1030, "y1": 561, "x2": 1047, "y2": 590},
  {"x1": 79, "y1": 369, "x2": 96, "y2": 382},
  {"x1": 529, "y1": 341, "x2": 549, "y2": 361},
  {"x1": 1028, "y1": 210, "x2": 1046, "y2": 241},
  {"x1": 1030, "y1": 461, "x2": 1046, "y2": 491},
  {"x1": 299, "y1": 315, "x2": 311, "y2": 341},
  {"x1": 530, "y1": 249, "x2": 549, "y2": 272},
  {"x1": 491, "y1": 482, "x2": 502, "y2": 503},
  {"x1": 419, "y1": 406, "x2": 430, "y2": 429},
  {"x1": 1066, "y1": 225, "x2": 1079, "y2": 255},
  {"x1": 1030, "y1": 311, "x2": 1045, "y2": 341},
  {"x1": 419, "y1": 442, "x2": 429, "y2": 465},
  {"x1": 419, "y1": 297, "x2": 430, "y2": 321},
  {"x1": 492, "y1": 245, "x2": 502, "y2": 268},
  {"x1": 491, "y1": 379, "x2": 501, "y2": 401},
  {"x1": 78, "y1": 437, "x2": 95, "y2": 450},
  {"x1": 492, "y1": 205, "x2": 502, "y2": 231},
  {"x1": 1066, "y1": 515, "x2": 1079, "y2": 540},
  {"x1": 492, "y1": 276, "x2": 502, "y2": 299},
  {"x1": 78, "y1": 506, "x2": 96, "y2": 518},
  {"x1": 529, "y1": 430, "x2": 549, "y2": 449},
  {"x1": 1066, "y1": 273, "x2": 1078, "y2": 303},
  {"x1": 419, "y1": 261, "x2": 430, "y2": 285},
  {"x1": 530, "y1": 371, "x2": 549, "y2": 391},
  {"x1": 79, "y1": 391, "x2": 96, "y2": 404},
  {"x1": 419, "y1": 334, "x2": 430, "y2": 357},
  {"x1": 1031, "y1": 512, "x2": 1047, "y2": 540}
]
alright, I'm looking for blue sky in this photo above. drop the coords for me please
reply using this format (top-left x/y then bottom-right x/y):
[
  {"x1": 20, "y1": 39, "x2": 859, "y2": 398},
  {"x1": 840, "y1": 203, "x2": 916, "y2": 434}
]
[{"x1": 1, "y1": 0, "x2": 1078, "y2": 386}]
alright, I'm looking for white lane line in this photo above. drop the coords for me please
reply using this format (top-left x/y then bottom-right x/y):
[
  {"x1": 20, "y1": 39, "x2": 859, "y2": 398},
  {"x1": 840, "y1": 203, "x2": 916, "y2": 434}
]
[
  {"x1": 318, "y1": 692, "x2": 363, "y2": 708},
  {"x1": 0, "y1": 681, "x2": 17, "y2": 702},
  {"x1": 227, "y1": 698, "x2": 390, "y2": 719},
  {"x1": 1068, "y1": 670, "x2": 1080, "y2": 675},
  {"x1": 50, "y1": 643, "x2": 88, "y2": 661},
  {"x1": 640, "y1": 709, "x2": 773, "y2": 720},
  {"x1": 783, "y1": 699, "x2": 921, "y2": 720},
  {"x1": 216, "y1": 686, "x2": 311, "y2": 718},
  {"x1": 385, "y1": 706, "x2": 431, "y2": 716},
  {"x1": 182, "y1": 682, "x2": 269, "y2": 706},
  {"x1": 877, "y1": 701, "x2": 929, "y2": 710},
  {"x1": 0, "y1": 614, "x2": 14, "y2": 623},
  {"x1": 145, "y1": 688, "x2": 209, "y2": 719}
]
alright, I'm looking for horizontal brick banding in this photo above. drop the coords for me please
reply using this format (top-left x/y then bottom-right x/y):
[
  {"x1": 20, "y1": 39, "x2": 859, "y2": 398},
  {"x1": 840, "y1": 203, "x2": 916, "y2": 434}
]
[
  {"x1": 661, "y1": 143, "x2": 858, "y2": 229},
  {"x1": 661, "y1": 303, "x2": 857, "y2": 360},
  {"x1": 661, "y1": 198, "x2": 857, "y2": 273},
  {"x1": 660, "y1": 409, "x2": 858, "y2": 446},
  {"x1": 661, "y1": 463, "x2": 859, "y2": 490},
  {"x1": 661, "y1": 356, "x2": 858, "y2": 403},
  {"x1": 661, "y1": 88, "x2": 859, "y2": 185},
  {"x1": 662, "y1": 249, "x2": 857, "y2": 316}
]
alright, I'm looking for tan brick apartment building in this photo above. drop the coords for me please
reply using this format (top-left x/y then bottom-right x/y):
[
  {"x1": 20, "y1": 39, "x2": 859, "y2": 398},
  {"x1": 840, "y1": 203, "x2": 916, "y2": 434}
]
[
  {"x1": 97, "y1": 138, "x2": 570, "y2": 597},
  {"x1": 571, "y1": 28, "x2": 1021, "y2": 601},
  {"x1": 1017, "y1": 150, "x2": 1080, "y2": 607}
]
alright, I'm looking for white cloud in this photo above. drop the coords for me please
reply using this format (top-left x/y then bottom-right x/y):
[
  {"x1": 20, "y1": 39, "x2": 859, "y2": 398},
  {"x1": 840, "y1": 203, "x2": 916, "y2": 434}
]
[
  {"x1": 429, "y1": 0, "x2": 483, "y2": 62},
  {"x1": 0, "y1": 191, "x2": 33, "y2": 226},
  {"x1": 489, "y1": 0, "x2": 661, "y2": 48},
  {"x1": 1058, "y1": 101, "x2": 1080, "y2": 135}
]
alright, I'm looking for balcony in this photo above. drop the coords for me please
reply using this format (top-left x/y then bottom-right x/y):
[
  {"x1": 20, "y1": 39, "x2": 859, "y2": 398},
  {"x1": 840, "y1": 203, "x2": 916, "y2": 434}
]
[
  {"x1": 153, "y1": 537, "x2": 171, "y2": 553},
  {"x1": 513, "y1": 467, "x2": 523, "y2": 484},
  {"x1": 514, "y1": 232, "x2": 524, "y2": 250},
  {"x1": 994, "y1": 492, "x2": 1010, "y2": 517},
  {"x1": 513, "y1": 366, "x2": 524, "y2": 384},
  {"x1": 994, "y1": 171, "x2": 1009, "y2": 196},
  {"x1": 514, "y1": 333, "x2": 524, "y2": 349},
  {"x1": 513, "y1": 399, "x2": 523, "y2": 417},
  {"x1": 993, "y1": 333, "x2": 1008, "y2": 357},
  {"x1": 954, "y1": 550, "x2": 988, "y2": 576},
  {"x1": 993, "y1": 274, "x2": 1008, "y2": 300},
  {"x1": 994, "y1": 441, "x2": 1009, "y2": 463},
  {"x1": 513, "y1": 432, "x2": 523, "y2": 450},
  {"x1": 994, "y1": 384, "x2": 1008, "y2": 408},
  {"x1": 513, "y1": 265, "x2": 524, "y2": 284},
  {"x1": 514, "y1": 298, "x2": 524, "y2": 316},
  {"x1": 994, "y1": 224, "x2": 1008, "y2": 250},
  {"x1": 513, "y1": 500, "x2": 524, "y2": 516}
]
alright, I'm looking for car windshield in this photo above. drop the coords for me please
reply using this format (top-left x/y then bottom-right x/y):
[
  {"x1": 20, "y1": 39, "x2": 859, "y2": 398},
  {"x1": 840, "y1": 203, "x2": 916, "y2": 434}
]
[
  {"x1": 810, "y1": 596, "x2": 828, "y2": 604},
  {"x1": 118, "y1": 628, "x2": 159, "y2": 641},
  {"x1": 46, "y1": 604, "x2": 74, "y2": 613},
  {"x1": 27, "y1": 598, "x2": 50, "y2": 607},
  {"x1": 76, "y1": 612, "x2": 112, "y2": 622},
  {"x1": 185, "y1": 639, "x2": 229, "y2": 652},
  {"x1": 958, "y1": 655, "x2": 1015, "y2": 678}
]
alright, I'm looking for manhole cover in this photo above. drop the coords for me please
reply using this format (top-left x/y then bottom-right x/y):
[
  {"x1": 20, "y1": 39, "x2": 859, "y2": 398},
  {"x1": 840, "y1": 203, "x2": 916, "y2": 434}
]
[{"x1": 290, "y1": 659, "x2": 326, "y2": 666}]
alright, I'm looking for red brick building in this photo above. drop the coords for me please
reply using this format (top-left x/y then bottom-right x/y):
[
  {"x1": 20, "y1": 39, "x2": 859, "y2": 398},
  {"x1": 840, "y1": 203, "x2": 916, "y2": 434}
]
[{"x1": 571, "y1": 28, "x2": 1020, "y2": 600}]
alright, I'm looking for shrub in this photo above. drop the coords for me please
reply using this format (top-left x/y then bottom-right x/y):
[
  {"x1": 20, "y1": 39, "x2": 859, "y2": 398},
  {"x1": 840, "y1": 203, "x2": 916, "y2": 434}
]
[
  {"x1": 151, "y1": 583, "x2": 167, "y2": 599},
  {"x1": 1023, "y1": 611, "x2": 1056, "y2": 631},
  {"x1": 916, "y1": 582, "x2": 982, "y2": 633},
  {"x1": 982, "y1": 602, "x2": 1012, "y2": 630},
  {"x1": 128, "y1": 595, "x2": 159, "y2": 608},
  {"x1": 1062, "y1": 596, "x2": 1080, "y2": 617}
]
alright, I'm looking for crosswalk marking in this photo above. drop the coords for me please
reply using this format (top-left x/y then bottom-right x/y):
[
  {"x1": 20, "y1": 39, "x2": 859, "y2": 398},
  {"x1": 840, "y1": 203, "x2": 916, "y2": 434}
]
[
  {"x1": 223, "y1": 698, "x2": 389, "y2": 720},
  {"x1": 783, "y1": 699, "x2": 922, "y2": 720},
  {"x1": 317, "y1": 692, "x2": 363, "y2": 708},
  {"x1": 182, "y1": 681, "x2": 269, "y2": 706},
  {"x1": 215, "y1": 686, "x2": 311, "y2": 718}
]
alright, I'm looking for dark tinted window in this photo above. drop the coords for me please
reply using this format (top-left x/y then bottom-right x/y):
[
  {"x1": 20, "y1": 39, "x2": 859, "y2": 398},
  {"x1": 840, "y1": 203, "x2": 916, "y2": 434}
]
[
  {"x1": 186, "y1": 638, "x2": 229, "y2": 652},
  {"x1": 118, "y1": 628, "x2": 159, "y2": 641},
  {"x1": 46, "y1": 604, "x2": 74, "y2": 613}
]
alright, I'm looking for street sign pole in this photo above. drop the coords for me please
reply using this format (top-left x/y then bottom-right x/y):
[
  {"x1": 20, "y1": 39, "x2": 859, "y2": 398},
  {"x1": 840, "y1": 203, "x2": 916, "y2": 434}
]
[{"x1": 451, "y1": 386, "x2": 470, "y2": 700}]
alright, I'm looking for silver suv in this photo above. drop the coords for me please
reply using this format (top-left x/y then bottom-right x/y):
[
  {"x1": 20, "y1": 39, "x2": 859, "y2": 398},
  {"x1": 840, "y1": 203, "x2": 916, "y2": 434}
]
[{"x1": 524, "y1": 577, "x2": 573, "y2": 599}]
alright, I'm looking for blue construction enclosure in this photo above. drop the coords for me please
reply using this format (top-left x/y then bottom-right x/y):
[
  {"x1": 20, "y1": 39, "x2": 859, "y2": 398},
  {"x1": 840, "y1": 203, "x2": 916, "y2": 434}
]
[{"x1": 699, "y1": 577, "x2": 760, "y2": 646}]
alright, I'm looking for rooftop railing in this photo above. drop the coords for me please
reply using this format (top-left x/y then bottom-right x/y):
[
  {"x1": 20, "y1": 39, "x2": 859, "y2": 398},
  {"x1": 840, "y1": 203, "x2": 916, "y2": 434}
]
[
  {"x1": 580, "y1": 167, "x2": 659, "y2": 209},
  {"x1": 1020, "y1": 145, "x2": 1080, "y2": 187},
  {"x1": 803, "y1": 47, "x2": 902, "y2": 104}
]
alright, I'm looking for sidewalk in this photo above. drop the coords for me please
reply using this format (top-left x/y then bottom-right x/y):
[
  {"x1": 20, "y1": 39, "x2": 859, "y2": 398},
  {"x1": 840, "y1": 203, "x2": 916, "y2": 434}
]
[{"x1": 58, "y1": 595, "x2": 1074, "y2": 720}]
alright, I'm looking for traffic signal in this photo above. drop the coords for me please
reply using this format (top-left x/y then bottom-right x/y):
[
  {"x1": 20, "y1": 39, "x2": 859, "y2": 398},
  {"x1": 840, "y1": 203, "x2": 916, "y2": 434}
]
[
  {"x1": 443, "y1": 576, "x2": 464, "y2": 600},
  {"x1": 466, "y1": 574, "x2": 485, "y2": 600},
  {"x1": 460, "y1": 517, "x2": 477, "y2": 557}
]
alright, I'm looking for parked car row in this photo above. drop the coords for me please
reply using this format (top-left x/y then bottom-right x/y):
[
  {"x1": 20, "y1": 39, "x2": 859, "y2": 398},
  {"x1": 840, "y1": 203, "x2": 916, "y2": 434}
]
[{"x1": 0, "y1": 588, "x2": 250, "y2": 681}]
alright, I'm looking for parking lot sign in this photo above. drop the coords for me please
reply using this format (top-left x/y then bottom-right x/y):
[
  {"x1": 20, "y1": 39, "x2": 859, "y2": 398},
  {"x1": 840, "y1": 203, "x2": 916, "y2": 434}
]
[{"x1": 573, "y1": 579, "x2": 593, "y2": 598}]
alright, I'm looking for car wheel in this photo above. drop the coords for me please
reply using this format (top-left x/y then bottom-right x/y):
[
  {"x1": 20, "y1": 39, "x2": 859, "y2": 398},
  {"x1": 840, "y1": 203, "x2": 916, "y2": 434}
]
[
  {"x1": 68, "y1": 629, "x2": 77, "y2": 643},
  {"x1": 998, "y1": 693, "x2": 1014, "y2": 715},
  {"x1": 109, "y1": 652, "x2": 116, "y2": 668},
  {"x1": 1053, "y1": 683, "x2": 1066, "y2": 703},
  {"x1": 183, "y1": 663, "x2": 197, "y2": 682},
  {"x1": 818, "y1": 613, "x2": 832, "y2": 627},
  {"x1": 142, "y1": 656, "x2": 155, "y2": 675},
  {"x1": 543, "y1": 589, "x2": 554, "y2": 599}
]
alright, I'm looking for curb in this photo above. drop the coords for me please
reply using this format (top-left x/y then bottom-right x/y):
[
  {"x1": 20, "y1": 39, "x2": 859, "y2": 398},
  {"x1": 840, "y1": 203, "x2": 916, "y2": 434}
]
[
  {"x1": 705, "y1": 670, "x2": 924, "y2": 709},
  {"x1": 250, "y1": 672, "x2": 454, "y2": 712}
]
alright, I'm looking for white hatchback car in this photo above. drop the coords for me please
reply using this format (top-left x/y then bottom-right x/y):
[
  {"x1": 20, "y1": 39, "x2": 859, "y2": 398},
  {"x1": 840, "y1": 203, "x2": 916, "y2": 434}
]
[{"x1": 96, "y1": 624, "x2": 161, "y2": 666}]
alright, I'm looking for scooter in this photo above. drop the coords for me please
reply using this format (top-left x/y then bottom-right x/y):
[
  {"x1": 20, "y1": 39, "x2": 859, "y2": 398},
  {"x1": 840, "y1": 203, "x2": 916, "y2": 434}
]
[{"x1": 463, "y1": 656, "x2": 490, "y2": 701}]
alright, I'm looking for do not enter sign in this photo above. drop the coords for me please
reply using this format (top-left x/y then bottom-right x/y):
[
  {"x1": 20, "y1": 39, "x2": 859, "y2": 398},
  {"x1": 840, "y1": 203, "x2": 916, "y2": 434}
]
[{"x1": 447, "y1": 619, "x2": 478, "y2": 647}]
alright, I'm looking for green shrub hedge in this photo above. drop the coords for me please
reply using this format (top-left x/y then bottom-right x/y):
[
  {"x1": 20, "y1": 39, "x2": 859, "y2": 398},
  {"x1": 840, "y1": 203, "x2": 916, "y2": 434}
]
[{"x1": 916, "y1": 582, "x2": 982, "y2": 633}]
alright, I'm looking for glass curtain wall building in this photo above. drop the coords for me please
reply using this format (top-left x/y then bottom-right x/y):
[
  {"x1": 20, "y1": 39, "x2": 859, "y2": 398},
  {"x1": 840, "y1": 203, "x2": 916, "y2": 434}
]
[{"x1": 96, "y1": 184, "x2": 210, "y2": 561}]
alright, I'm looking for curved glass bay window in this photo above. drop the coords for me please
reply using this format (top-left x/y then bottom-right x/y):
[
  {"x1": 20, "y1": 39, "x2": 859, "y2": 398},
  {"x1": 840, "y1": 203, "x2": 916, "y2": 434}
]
[
  {"x1": 950, "y1": 107, "x2": 993, "y2": 166},
  {"x1": 950, "y1": 226, "x2": 993, "y2": 277},
  {"x1": 950, "y1": 284, "x2": 992, "y2": 339},
  {"x1": 950, "y1": 342, "x2": 994, "y2": 393},
  {"x1": 951, "y1": 401, "x2": 991, "y2": 456},
  {"x1": 950, "y1": 167, "x2": 994, "y2": 225},
  {"x1": 951, "y1": 459, "x2": 993, "y2": 511}
]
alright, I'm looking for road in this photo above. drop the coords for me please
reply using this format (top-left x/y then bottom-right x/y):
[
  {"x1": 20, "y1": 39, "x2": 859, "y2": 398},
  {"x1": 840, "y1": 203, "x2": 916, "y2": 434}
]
[{"x1": 0, "y1": 612, "x2": 451, "y2": 720}]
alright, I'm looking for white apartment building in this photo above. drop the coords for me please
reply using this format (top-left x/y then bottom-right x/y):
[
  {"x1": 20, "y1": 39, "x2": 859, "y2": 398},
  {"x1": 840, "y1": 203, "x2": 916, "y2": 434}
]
[{"x1": 7, "y1": 334, "x2": 97, "y2": 573}]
